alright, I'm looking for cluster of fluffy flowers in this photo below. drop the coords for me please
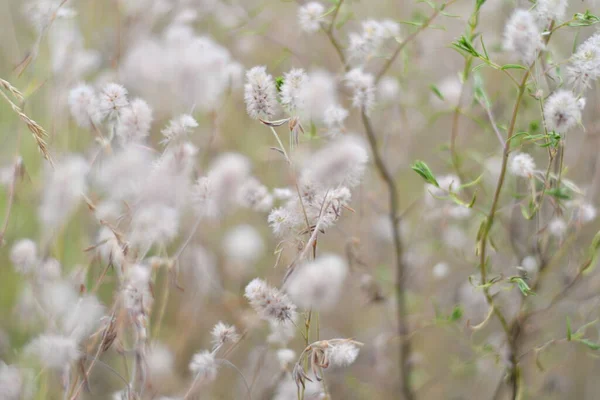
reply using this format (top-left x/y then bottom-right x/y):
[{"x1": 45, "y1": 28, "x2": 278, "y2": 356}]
[
  {"x1": 347, "y1": 19, "x2": 401, "y2": 65},
  {"x1": 268, "y1": 135, "x2": 369, "y2": 238},
  {"x1": 503, "y1": 9, "x2": 545, "y2": 66},
  {"x1": 567, "y1": 33, "x2": 600, "y2": 93}
]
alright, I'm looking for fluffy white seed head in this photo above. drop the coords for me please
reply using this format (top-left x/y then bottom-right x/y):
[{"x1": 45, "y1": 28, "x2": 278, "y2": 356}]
[
  {"x1": 535, "y1": 0, "x2": 568, "y2": 24},
  {"x1": 161, "y1": 114, "x2": 198, "y2": 144},
  {"x1": 323, "y1": 104, "x2": 348, "y2": 138},
  {"x1": 39, "y1": 155, "x2": 89, "y2": 230},
  {"x1": 327, "y1": 341, "x2": 360, "y2": 367},
  {"x1": 68, "y1": 84, "x2": 100, "y2": 128},
  {"x1": 286, "y1": 254, "x2": 348, "y2": 311},
  {"x1": 510, "y1": 152, "x2": 536, "y2": 178},
  {"x1": 548, "y1": 217, "x2": 567, "y2": 237},
  {"x1": 97, "y1": 83, "x2": 129, "y2": 120},
  {"x1": 189, "y1": 350, "x2": 218, "y2": 382},
  {"x1": 244, "y1": 66, "x2": 279, "y2": 120},
  {"x1": 129, "y1": 204, "x2": 179, "y2": 249},
  {"x1": 432, "y1": 262, "x2": 449, "y2": 279},
  {"x1": 567, "y1": 34, "x2": 600, "y2": 92},
  {"x1": 147, "y1": 342, "x2": 175, "y2": 382},
  {"x1": 345, "y1": 68, "x2": 375, "y2": 110},
  {"x1": 503, "y1": 9, "x2": 544, "y2": 65},
  {"x1": 116, "y1": 98, "x2": 153, "y2": 144},
  {"x1": 377, "y1": 76, "x2": 400, "y2": 103},
  {"x1": 348, "y1": 20, "x2": 386, "y2": 64},
  {"x1": 298, "y1": 2, "x2": 325, "y2": 33},
  {"x1": 211, "y1": 322, "x2": 240, "y2": 350},
  {"x1": 10, "y1": 239, "x2": 37, "y2": 275},
  {"x1": 280, "y1": 68, "x2": 308, "y2": 115},
  {"x1": 237, "y1": 177, "x2": 273, "y2": 212},
  {"x1": 61, "y1": 295, "x2": 105, "y2": 343},
  {"x1": 25, "y1": 334, "x2": 78, "y2": 369},
  {"x1": 301, "y1": 135, "x2": 369, "y2": 189},
  {"x1": 0, "y1": 362, "x2": 27, "y2": 400},
  {"x1": 543, "y1": 90, "x2": 582, "y2": 134},
  {"x1": 276, "y1": 349, "x2": 297, "y2": 370},
  {"x1": 244, "y1": 278, "x2": 297, "y2": 323}
]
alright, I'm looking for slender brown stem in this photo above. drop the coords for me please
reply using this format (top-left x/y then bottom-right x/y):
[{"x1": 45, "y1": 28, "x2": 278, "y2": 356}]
[{"x1": 361, "y1": 109, "x2": 413, "y2": 400}]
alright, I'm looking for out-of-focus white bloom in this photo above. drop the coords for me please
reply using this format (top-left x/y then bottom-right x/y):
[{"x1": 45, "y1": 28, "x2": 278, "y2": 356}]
[
  {"x1": 432, "y1": 262, "x2": 449, "y2": 279},
  {"x1": 521, "y1": 255, "x2": 539, "y2": 276},
  {"x1": 345, "y1": 68, "x2": 375, "y2": 110},
  {"x1": 24, "y1": 0, "x2": 76, "y2": 32},
  {"x1": 189, "y1": 350, "x2": 218, "y2": 381},
  {"x1": 323, "y1": 104, "x2": 348, "y2": 138},
  {"x1": 543, "y1": 90, "x2": 582, "y2": 134},
  {"x1": 96, "y1": 227, "x2": 125, "y2": 269},
  {"x1": 268, "y1": 207, "x2": 297, "y2": 238},
  {"x1": 244, "y1": 278, "x2": 297, "y2": 322},
  {"x1": 280, "y1": 68, "x2": 308, "y2": 115},
  {"x1": 287, "y1": 254, "x2": 348, "y2": 311},
  {"x1": 274, "y1": 378, "x2": 324, "y2": 400},
  {"x1": 567, "y1": 34, "x2": 600, "y2": 92},
  {"x1": 211, "y1": 322, "x2": 239, "y2": 350},
  {"x1": 94, "y1": 145, "x2": 154, "y2": 202},
  {"x1": 61, "y1": 295, "x2": 105, "y2": 343},
  {"x1": 377, "y1": 76, "x2": 400, "y2": 103},
  {"x1": 327, "y1": 341, "x2": 360, "y2": 367},
  {"x1": 503, "y1": 9, "x2": 544, "y2": 65},
  {"x1": 301, "y1": 135, "x2": 368, "y2": 189},
  {"x1": 97, "y1": 83, "x2": 129, "y2": 121},
  {"x1": 510, "y1": 152, "x2": 536, "y2": 178},
  {"x1": 273, "y1": 187, "x2": 294, "y2": 200},
  {"x1": 41, "y1": 280, "x2": 78, "y2": 319},
  {"x1": 267, "y1": 319, "x2": 297, "y2": 346},
  {"x1": 194, "y1": 153, "x2": 251, "y2": 218},
  {"x1": 380, "y1": 19, "x2": 401, "y2": 39},
  {"x1": 123, "y1": 264, "x2": 153, "y2": 314},
  {"x1": 68, "y1": 84, "x2": 100, "y2": 128},
  {"x1": 161, "y1": 114, "x2": 198, "y2": 144},
  {"x1": 129, "y1": 204, "x2": 179, "y2": 249},
  {"x1": 430, "y1": 75, "x2": 464, "y2": 109},
  {"x1": 548, "y1": 217, "x2": 567, "y2": 237},
  {"x1": 182, "y1": 246, "x2": 222, "y2": 298},
  {"x1": 298, "y1": 2, "x2": 325, "y2": 33},
  {"x1": 535, "y1": 0, "x2": 569, "y2": 24},
  {"x1": 10, "y1": 239, "x2": 37, "y2": 275},
  {"x1": 443, "y1": 225, "x2": 468, "y2": 250},
  {"x1": 116, "y1": 98, "x2": 153, "y2": 143},
  {"x1": 276, "y1": 349, "x2": 296, "y2": 370},
  {"x1": 304, "y1": 70, "x2": 339, "y2": 122},
  {"x1": 569, "y1": 201, "x2": 597, "y2": 224},
  {"x1": 348, "y1": 20, "x2": 387, "y2": 64},
  {"x1": 25, "y1": 334, "x2": 78, "y2": 369},
  {"x1": 39, "y1": 155, "x2": 89, "y2": 229},
  {"x1": 0, "y1": 362, "x2": 26, "y2": 400},
  {"x1": 237, "y1": 177, "x2": 273, "y2": 212},
  {"x1": 37, "y1": 258, "x2": 62, "y2": 282},
  {"x1": 244, "y1": 66, "x2": 279, "y2": 120},
  {"x1": 223, "y1": 225, "x2": 264, "y2": 264},
  {"x1": 147, "y1": 342, "x2": 175, "y2": 382}
]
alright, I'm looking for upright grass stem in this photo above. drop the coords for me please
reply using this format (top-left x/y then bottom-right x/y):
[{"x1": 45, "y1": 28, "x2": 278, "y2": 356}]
[{"x1": 361, "y1": 109, "x2": 413, "y2": 400}]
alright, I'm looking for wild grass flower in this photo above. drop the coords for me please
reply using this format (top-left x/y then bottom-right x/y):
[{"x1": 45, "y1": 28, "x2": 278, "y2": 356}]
[
  {"x1": 509, "y1": 152, "x2": 536, "y2": 178},
  {"x1": 116, "y1": 98, "x2": 153, "y2": 144},
  {"x1": 244, "y1": 278, "x2": 297, "y2": 323},
  {"x1": 10, "y1": 239, "x2": 37, "y2": 275},
  {"x1": 25, "y1": 334, "x2": 78, "y2": 370},
  {"x1": 543, "y1": 90, "x2": 583, "y2": 134},
  {"x1": 244, "y1": 66, "x2": 279, "y2": 120},
  {"x1": 345, "y1": 68, "x2": 375, "y2": 110},
  {"x1": 503, "y1": 9, "x2": 544, "y2": 65},
  {"x1": 298, "y1": 2, "x2": 325, "y2": 33},
  {"x1": 189, "y1": 350, "x2": 218, "y2": 382}
]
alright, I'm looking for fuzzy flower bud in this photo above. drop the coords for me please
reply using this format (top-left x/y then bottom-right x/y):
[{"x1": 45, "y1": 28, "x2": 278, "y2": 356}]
[
  {"x1": 510, "y1": 152, "x2": 536, "y2": 178},
  {"x1": 161, "y1": 114, "x2": 198, "y2": 144},
  {"x1": 345, "y1": 69, "x2": 375, "y2": 111},
  {"x1": 503, "y1": 9, "x2": 544, "y2": 66},
  {"x1": 10, "y1": 239, "x2": 37, "y2": 275},
  {"x1": 280, "y1": 68, "x2": 308, "y2": 115},
  {"x1": 25, "y1": 334, "x2": 79, "y2": 370},
  {"x1": 68, "y1": 84, "x2": 100, "y2": 128},
  {"x1": 323, "y1": 104, "x2": 348, "y2": 138},
  {"x1": 116, "y1": 98, "x2": 153, "y2": 143},
  {"x1": 244, "y1": 278, "x2": 297, "y2": 323},
  {"x1": 97, "y1": 83, "x2": 129, "y2": 120},
  {"x1": 567, "y1": 34, "x2": 600, "y2": 92},
  {"x1": 211, "y1": 322, "x2": 240, "y2": 350},
  {"x1": 189, "y1": 350, "x2": 218, "y2": 382},
  {"x1": 543, "y1": 90, "x2": 582, "y2": 134},
  {"x1": 298, "y1": 2, "x2": 325, "y2": 33},
  {"x1": 244, "y1": 66, "x2": 279, "y2": 120}
]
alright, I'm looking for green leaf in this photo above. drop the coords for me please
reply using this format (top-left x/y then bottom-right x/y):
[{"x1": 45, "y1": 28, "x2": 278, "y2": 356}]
[
  {"x1": 501, "y1": 64, "x2": 527, "y2": 70},
  {"x1": 473, "y1": 72, "x2": 490, "y2": 108},
  {"x1": 569, "y1": 11, "x2": 600, "y2": 27},
  {"x1": 509, "y1": 276, "x2": 535, "y2": 296},
  {"x1": 449, "y1": 305, "x2": 463, "y2": 322},
  {"x1": 430, "y1": 84, "x2": 444, "y2": 100},
  {"x1": 275, "y1": 76, "x2": 284, "y2": 93},
  {"x1": 546, "y1": 187, "x2": 572, "y2": 200},
  {"x1": 452, "y1": 35, "x2": 481, "y2": 58},
  {"x1": 578, "y1": 338, "x2": 600, "y2": 350},
  {"x1": 567, "y1": 317, "x2": 572, "y2": 341},
  {"x1": 411, "y1": 160, "x2": 439, "y2": 187}
]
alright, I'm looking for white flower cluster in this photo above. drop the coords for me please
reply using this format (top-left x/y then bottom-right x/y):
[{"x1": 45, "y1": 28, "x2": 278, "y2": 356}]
[
  {"x1": 503, "y1": 9, "x2": 544, "y2": 65},
  {"x1": 348, "y1": 19, "x2": 400, "y2": 65}
]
